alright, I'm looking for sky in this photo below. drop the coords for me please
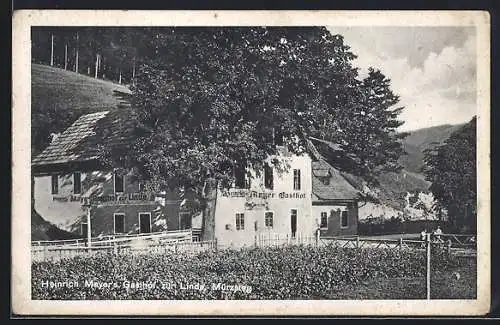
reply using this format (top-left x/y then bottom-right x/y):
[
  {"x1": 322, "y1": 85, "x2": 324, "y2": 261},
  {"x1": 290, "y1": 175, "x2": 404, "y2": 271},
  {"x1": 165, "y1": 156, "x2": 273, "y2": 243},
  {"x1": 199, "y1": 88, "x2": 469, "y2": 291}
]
[{"x1": 327, "y1": 26, "x2": 477, "y2": 132}]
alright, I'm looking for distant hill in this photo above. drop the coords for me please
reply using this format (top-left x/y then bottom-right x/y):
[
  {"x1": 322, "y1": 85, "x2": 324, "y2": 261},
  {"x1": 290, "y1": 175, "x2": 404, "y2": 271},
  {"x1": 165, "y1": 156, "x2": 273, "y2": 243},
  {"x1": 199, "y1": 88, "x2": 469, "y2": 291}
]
[
  {"x1": 399, "y1": 124, "x2": 464, "y2": 173},
  {"x1": 350, "y1": 123, "x2": 467, "y2": 220},
  {"x1": 32, "y1": 209, "x2": 80, "y2": 241}
]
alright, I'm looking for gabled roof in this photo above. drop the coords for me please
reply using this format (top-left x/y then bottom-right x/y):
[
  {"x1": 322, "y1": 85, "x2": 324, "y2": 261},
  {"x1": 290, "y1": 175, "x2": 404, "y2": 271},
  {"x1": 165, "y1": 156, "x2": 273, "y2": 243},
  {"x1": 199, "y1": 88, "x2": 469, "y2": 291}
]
[
  {"x1": 32, "y1": 109, "x2": 134, "y2": 168},
  {"x1": 312, "y1": 159, "x2": 360, "y2": 201}
]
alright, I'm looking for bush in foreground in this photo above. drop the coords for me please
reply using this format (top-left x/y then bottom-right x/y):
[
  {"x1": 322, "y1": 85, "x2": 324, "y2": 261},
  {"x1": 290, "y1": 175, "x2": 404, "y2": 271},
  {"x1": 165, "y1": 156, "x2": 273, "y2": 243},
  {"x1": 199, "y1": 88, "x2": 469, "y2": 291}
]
[{"x1": 32, "y1": 245, "x2": 466, "y2": 300}]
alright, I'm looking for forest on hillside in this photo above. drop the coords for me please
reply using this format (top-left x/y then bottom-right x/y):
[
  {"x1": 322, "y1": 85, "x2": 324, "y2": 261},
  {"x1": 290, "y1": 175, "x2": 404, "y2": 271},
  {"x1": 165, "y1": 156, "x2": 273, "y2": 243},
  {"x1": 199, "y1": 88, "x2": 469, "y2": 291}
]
[{"x1": 31, "y1": 27, "x2": 141, "y2": 85}]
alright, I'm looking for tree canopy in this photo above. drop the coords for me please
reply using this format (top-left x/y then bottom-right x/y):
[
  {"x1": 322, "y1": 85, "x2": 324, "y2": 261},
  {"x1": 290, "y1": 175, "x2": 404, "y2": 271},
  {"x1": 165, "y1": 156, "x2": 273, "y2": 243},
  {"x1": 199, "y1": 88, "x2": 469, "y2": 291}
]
[
  {"x1": 422, "y1": 117, "x2": 477, "y2": 233},
  {"x1": 31, "y1": 27, "x2": 408, "y2": 194},
  {"x1": 98, "y1": 27, "x2": 407, "y2": 194}
]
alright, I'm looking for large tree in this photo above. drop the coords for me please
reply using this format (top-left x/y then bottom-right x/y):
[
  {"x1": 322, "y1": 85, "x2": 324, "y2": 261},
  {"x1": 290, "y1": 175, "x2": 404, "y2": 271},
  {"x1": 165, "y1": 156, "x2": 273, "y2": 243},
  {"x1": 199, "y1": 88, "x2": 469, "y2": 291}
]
[
  {"x1": 101, "y1": 27, "x2": 406, "y2": 191},
  {"x1": 422, "y1": 117, "x2": 477, "y2": 233}
]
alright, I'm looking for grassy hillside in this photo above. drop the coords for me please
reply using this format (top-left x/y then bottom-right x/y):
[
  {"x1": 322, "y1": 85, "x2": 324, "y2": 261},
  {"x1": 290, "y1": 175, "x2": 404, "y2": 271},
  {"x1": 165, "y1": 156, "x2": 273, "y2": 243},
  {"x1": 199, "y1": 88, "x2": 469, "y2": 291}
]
[
  {"x1": 32, "y1": 64, "x2": 131, "y2": 110},
  {"x1": 32, "y1": 64, "x2": 132, "y2": 157}
]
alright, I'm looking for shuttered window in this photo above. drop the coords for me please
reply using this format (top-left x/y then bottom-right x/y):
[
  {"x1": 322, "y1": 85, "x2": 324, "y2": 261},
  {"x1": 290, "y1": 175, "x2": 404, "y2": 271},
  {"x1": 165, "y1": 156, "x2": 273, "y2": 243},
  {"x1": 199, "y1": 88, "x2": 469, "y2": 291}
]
[
  {"x1": 264, "y1": 164, "x2": 273, "y2": 189},
  {"x1": 73, "y1": 172, "x2": 82, "y2": 194},
  {"x1": 51, "y1": 174, "x2": 58, "y2": 194},
  {"x1": 114, "y1": 213, "x2": 125, "y2": 234},
  {"x1": 320, "y1": 212, "x2": 328, "y2": 228},
  {"x1": 265, "y1": 211, "x2": 274, "y2": 228},
  {"x1": 341, "y1": 211, "x2": 348, "y2": 228},
  {"x1": 235, "y1": 213, "x2": 245, "y2": 230},
  {"x1": 114, "y1": 170, "x2": 124, "y2": 193},
  {"x1": 293, "y1": 169, "x2": 301, "y2": 190}
]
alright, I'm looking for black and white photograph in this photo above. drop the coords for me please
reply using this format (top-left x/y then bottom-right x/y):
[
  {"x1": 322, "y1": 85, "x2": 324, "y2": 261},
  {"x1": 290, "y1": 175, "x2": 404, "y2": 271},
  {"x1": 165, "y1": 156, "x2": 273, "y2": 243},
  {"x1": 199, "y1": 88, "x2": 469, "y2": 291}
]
[{"x1": 12, "y1": 10, "x2": 490, "y2": 315}]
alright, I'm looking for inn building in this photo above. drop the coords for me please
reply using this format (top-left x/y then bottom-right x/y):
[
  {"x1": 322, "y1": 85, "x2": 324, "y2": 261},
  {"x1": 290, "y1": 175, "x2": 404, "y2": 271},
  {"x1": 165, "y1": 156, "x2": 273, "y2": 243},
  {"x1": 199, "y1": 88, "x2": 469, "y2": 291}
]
[
  {"x1": 32, "y1": 110, "x2": 360, "y2": 245},
  {"x1": 32, "y1": 110, "x2": 168, "y2": 238},
  {"x1": 207, "y1": 139, "x2": 360, "y2": 248}
]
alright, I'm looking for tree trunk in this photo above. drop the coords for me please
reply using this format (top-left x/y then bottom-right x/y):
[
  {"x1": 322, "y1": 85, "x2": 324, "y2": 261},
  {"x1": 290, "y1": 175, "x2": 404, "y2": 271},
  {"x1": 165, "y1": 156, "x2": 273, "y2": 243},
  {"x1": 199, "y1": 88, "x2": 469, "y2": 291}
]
[
  {"x1": 50, "y1": 34, "x2": 54, "y2": 66},
  {"x1": 94, "y1": 53, "x2": 99, "y2": 78},
  {"x1": 201, "y1": 179, "x2": 218, "y2": 242},
  {"x1": 75, "y1": 32, "x2": 79, "y2": 73},
  {"x1": 132, "y1": 58, "x2": 136, "y2": 86},
  {"x1": 64, "y1": 43, "x2": 68, "y2": 70}
]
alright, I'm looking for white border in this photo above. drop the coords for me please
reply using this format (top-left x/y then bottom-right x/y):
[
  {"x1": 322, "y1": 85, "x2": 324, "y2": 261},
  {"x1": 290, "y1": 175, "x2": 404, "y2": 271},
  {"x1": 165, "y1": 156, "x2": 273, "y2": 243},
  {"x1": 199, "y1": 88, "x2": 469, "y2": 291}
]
[{"x1": 12, "y1": 10, "x2": 490, "y2": 316}]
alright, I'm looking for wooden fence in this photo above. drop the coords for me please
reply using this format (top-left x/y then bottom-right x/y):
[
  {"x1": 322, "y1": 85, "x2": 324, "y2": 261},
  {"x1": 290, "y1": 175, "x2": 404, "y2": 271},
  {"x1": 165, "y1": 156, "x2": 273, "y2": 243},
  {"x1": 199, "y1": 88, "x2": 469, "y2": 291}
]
[
  {"x1": 253, "y1": 232, "x2": 477, "y2": 256},
  {"x1": 31, "y1": 239, "x2": 217, "y2": 262},
  {"x1": 31, "y1": 230, "x2": 476, "y2": 262},
  {"x1": 31, "y1": 229, "x2": 193, "y2": 248}
]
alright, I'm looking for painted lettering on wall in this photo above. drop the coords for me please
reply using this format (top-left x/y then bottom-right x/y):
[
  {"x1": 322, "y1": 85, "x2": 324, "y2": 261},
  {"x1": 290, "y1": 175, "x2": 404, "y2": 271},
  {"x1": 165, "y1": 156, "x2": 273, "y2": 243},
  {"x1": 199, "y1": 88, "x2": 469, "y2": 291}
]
[
  {"x1": 52, "y1": 193, "x2": 156, "y2": 205},
  {"x1": 220, "y1": 190, "x2": 307, "y2": 200}
]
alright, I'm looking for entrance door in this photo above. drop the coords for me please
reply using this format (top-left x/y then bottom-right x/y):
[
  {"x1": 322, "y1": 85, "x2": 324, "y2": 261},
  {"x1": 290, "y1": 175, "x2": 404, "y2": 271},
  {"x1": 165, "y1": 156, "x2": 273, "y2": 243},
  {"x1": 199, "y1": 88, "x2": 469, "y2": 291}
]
[
  {"x1": 290, "y1": 209, "x2": 297, "y2": 238},
  {"x1": 81, "y1": 222, "x2": 88, "y2": 238},
  {"x1": 139, "y1": 213, "x2": 151, "y2": 233}
]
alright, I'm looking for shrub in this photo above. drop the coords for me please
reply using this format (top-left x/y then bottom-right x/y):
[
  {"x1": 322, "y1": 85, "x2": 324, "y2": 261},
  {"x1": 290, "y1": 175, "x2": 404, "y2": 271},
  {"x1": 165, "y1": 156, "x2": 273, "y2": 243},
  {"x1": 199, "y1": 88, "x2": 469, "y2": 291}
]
[{"x1": 31, "y1": 245, "x2": 460, "y2": 300}]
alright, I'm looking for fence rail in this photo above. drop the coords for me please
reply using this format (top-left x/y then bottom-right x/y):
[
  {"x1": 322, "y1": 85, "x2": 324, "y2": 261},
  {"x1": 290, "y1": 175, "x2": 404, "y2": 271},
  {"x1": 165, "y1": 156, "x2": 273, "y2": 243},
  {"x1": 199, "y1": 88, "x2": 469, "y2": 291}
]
[
  {"x1": 31, "y1": 231, "x2": 476, "y2": 262},
  {"x1": 31, "y1": 239, "x2": 217, "y2": 262},
  {"x1": 31, "y1": 229, "x2": 193, "y2": 248},
  {"x1": 253, "y1": 233, "x2": 476, "y2": 255}
]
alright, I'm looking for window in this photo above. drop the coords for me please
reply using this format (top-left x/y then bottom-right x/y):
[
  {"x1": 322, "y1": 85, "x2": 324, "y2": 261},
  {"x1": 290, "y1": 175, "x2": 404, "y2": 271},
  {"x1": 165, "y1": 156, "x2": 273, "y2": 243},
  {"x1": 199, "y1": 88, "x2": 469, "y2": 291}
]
[
  {"x1": 138, "y1": 182, "x2": 144, "y2": 192},
  {"x1": 80, "y1": 222, "x2": 88, "y2": 236},
  {"x1": 51, "y1": 174, "x2": 58, "y2": 194},
  {"x1": 274, "y1": 128, "x2": 284, "y2": 146},
  {"x1": 264, "y1": 163, "x2": 273, "y2": 189},
  {"x1": 265, "y1": 211, "x2": 274, "y2": 228},
  {"x1": 290, "y1": 209, "x2": 297, "y2": 237},
  {"x1": 114, "y1": 213, "x2": 125, "y2": 234},
  {"x1": 73, "y1": 172, "x2": 82, "y2": 194},
  {"x1": 138, "y1": 212, "x2": 151, "y2": 233},
  {"x1": 341, "y1": 211, "x2": 348, "y2": 228},
  {"x1": 293, "y1": 169, "x2": 301, "y2": 190},
  {"x1": 234, "y1": 164, "x2": 246, "y2": 189},
  {"x1": 114, "y1": 170, "x2": 124, "y2": 193},
  {"x1": 235, "y1": 213, "x2": 245, "y2": 230},
  {"x1": 320, "y1": 212, "x2": 328, "y2": 229}
]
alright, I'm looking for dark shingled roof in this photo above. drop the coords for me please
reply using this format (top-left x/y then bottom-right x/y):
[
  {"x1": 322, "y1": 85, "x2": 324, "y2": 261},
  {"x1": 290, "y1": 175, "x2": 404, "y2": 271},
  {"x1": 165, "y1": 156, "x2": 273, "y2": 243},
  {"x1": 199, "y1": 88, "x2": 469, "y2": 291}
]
[
  {"x1": 312, "y1": 159, "x2": 360, "y2": 202},
  {"x1": 32, "y1": 109, "x2": 134, "y2": 167}
]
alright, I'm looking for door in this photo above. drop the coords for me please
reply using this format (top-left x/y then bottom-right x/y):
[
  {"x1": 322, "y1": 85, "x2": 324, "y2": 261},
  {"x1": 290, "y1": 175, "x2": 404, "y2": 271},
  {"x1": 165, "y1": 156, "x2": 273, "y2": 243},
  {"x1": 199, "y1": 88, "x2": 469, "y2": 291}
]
[
  {"x1": 139, "y1": 213, "x2": 151, "y2": 233},
  {"x1": 80, "y1": 222, "x2": 88, "y2": 238},
  {"x1": 291, "y1": 209, "x2": 297, "y2": 238}
]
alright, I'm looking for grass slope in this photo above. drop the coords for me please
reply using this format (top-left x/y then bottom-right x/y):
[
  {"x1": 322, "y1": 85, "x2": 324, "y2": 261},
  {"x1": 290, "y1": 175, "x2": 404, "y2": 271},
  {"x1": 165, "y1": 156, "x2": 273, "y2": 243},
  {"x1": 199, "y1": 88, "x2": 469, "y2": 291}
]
[{"x1": 32, "y1": 64, "x2": 131, "y2": 111}]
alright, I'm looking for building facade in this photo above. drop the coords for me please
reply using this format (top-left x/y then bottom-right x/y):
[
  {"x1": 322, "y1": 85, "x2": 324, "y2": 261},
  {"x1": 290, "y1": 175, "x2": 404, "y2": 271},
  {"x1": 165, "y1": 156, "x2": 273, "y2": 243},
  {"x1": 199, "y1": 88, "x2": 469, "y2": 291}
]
[
  {"x1": 210, "y1": 153, "x2": 315, "y2": 248},
  {"x1": 32, "y1": 111, "x2": 168, "y2": 238},
  {"x1": 33, "y1": 110, "x2": 360, "y2": 244},
  {"x1": 311, "y1": 159, "x2": 359, "y2": 237}
]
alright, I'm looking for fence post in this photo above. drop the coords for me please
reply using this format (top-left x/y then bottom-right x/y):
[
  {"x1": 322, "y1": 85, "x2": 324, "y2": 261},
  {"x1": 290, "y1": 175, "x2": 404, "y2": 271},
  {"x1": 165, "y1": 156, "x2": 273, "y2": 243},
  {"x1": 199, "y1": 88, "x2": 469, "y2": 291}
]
[
  {"x1": 447, "y1": 239, "x2": 452, "y2": 257},
  {"x1": 356, "y1": 236, "x2": 359, "y2": 249},
  {"x1": 399, "y1": 237, "x2": 403, "y2": 251},
  {"x1": 426, "y1": 233, "x2": 431, "y2": 300},
  {"x1": 215, "y1": 237, "x2": 218, "y2": 251}
]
